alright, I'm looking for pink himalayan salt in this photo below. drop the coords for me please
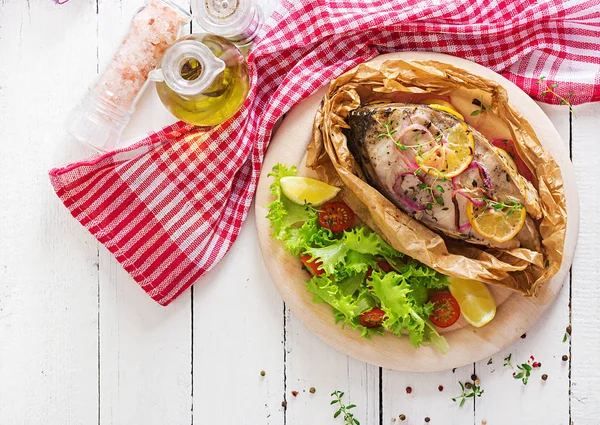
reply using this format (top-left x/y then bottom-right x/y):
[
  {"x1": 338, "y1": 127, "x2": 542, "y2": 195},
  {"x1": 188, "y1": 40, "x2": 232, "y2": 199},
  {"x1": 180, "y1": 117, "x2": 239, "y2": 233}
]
[{"x1": 93, "y1": 0, "x2": 189, "y2": 111}]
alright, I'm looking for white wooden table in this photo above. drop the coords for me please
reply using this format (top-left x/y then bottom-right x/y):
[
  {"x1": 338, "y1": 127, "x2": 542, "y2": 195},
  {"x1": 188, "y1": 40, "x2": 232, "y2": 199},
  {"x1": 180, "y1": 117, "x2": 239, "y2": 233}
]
[{"x1": 1, "y1": 1, "x2": 599, "y2": 424}]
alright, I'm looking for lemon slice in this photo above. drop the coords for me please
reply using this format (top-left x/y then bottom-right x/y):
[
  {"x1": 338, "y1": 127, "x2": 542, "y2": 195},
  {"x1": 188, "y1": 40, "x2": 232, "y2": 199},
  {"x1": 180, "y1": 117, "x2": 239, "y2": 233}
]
[
  {"x1": 416, "y1": 122, "x2": 474, "y2": 178},
  {"x1": 280, "y1": 176, "x2": 341, "y2": 206},
  {"x1": 448, "y1": 277, "x2": 496, "y2": 328},
  {"x1": 427, "y1": 103, "x2": 465, "y2": 121},
  {"x1": 466, "y1": 200, "x2": 526, "y2": 243},
  {"x1": 493, "y1": 146, "x2": 518, "y2": 173}
]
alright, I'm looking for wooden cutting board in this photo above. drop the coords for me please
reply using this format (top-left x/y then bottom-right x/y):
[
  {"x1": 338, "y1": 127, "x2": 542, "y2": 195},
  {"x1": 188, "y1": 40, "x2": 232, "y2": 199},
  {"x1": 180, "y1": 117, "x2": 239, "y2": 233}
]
[{"x1": 255, "y1": 52, "x2": 579, "y2": 371}]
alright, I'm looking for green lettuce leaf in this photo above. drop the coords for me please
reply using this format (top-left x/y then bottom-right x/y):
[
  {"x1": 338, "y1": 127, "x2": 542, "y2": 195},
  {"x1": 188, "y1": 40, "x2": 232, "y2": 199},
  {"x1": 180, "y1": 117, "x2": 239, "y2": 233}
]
[{"x1": 307, "y1": 275, "x2": 376, "y2": 320}]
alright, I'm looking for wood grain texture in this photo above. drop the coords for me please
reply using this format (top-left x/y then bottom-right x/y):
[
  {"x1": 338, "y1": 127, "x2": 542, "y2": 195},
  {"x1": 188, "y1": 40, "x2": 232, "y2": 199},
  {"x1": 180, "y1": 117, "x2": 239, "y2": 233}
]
[
  {"x1": 0, "y1": 0, "x2": 100, "y2": 423},
  {"x1": 95, "y1": 1, "x2": 194, "y2": 425},
  {"x1": 571, "y1": 102, "x2": 600, "y2": 425},
  {"x1": 0, "y1": 0, "x2": 595, "y2": 423},
  {"x1": 255, "y1": 52, "x2": 579, "y2": 371}
]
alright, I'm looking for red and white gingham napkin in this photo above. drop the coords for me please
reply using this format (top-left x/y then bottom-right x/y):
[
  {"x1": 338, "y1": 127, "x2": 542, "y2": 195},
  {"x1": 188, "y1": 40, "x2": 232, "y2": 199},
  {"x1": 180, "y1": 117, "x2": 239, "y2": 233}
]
[{"x1": 49, "y1": 0, "x2": 600, "y2": 305}]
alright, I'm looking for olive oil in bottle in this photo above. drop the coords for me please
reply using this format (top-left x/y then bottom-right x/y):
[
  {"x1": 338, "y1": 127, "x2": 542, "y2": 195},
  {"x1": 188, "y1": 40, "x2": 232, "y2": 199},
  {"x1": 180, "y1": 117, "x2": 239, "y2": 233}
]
[{"x1": 149, "y1": 33, "x2": 250, "y2": 126}]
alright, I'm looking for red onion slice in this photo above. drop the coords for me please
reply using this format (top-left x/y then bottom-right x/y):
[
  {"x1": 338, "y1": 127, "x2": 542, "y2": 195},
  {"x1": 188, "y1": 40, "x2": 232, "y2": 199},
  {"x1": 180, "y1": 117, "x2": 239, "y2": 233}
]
[
  {"x1": 459, "y1": 221, "x2": 472, "y2": 233},
  {"x1": 393, "y1": 172, "x2": 427, "y2": 211},
  {"x1": 452, "y1": 188, "x2": 486, "y2": 207}
]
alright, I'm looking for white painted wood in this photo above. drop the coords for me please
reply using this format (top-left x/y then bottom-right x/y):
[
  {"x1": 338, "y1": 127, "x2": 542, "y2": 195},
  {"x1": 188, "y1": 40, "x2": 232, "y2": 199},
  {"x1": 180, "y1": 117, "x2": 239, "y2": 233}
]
[
  {"x1": 474, "y1": 105, "x2": 571, "y2": 425},
  {"x1": 192, "y1": 208, "x2": 285, "y2": 425},
  {"x1": 383, "y1": 366, "x2": 475, "y2": 424},
  {"x1": 571, "y1": 102, "x2": 600, "y2": 425},
  {"x1": 285, "y1": 313, "x2": 380, "y2": 425},
  {"x1": 0, "y1": 0, "x2": 100, "y2": 423},
  {"x1": 95, "y1": 1, "x2": 193, "y2": 424},
  {"x1": 0, "y1": 0, "x2": 596, "y2": 423}
]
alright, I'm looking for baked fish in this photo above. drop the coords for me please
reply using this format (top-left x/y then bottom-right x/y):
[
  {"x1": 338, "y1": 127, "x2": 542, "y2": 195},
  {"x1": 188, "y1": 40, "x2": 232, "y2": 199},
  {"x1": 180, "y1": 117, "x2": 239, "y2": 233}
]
[{"x1": 345, "y1": 103, "x2": 542, "y2": 249}]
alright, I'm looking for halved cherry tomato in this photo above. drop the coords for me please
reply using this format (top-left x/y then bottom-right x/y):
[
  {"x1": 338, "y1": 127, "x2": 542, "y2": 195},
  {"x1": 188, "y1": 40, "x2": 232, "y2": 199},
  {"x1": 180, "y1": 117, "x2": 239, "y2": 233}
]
[
  {"x1": 359, "y1": 307, "x2": 386, "y2": 328},
  {"x1": 428, "y1": 292, "x2": 461, "y2": 328},
  {"x1": 491, "y1": 139, "x2": 535, "y2": 182},
  {"x1": 366, "y1": 261, "x2": 394, "y2": 281},
  {"x1": 318, "y1": 201, "x2": 355, "y2": 232},
  {"x1": 300, "y1": 254, "x2": 324, "y2": 276}
]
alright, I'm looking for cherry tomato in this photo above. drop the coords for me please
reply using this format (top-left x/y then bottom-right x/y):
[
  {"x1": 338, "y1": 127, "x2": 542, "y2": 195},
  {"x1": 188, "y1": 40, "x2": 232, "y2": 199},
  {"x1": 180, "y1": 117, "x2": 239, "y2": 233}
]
[
  {"x1": 366, "y1": 261, "x2": 395, "y2": 281},
  {"x1": 428, "y1": 292, "x2": 461, "y2": 328},
  {"x1": 300, "y1": 254, "x2": 324, "y2": 276},
  {"x1": 318, "y1": 202, "x2": 355, "y2": 232},
  {"x1": 359, "y1": 307, "x2": 386, "y2": 328},
  {"x1": 491, "y1": 139, "x2": 535, "y2": 182}
]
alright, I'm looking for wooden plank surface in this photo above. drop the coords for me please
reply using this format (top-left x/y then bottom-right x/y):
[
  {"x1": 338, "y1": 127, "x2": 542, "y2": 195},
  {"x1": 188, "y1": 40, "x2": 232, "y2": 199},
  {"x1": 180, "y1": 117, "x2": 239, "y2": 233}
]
[
  {"x1": 0, "y1": 0, "x2": 597, "y2": 424},
  {"x1": 0, "y1": 0, "x2": 100, "y2": 423},
  {"x1": 571, "y1": 102, "x2": 600, "y2": 424}
]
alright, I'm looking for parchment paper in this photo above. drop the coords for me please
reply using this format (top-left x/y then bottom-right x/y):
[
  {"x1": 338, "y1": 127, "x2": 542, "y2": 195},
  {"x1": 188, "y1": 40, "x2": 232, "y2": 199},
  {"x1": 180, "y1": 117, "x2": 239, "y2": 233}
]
[{"x1": 307, "y1": 60, "x2": 566, "y2": 296}]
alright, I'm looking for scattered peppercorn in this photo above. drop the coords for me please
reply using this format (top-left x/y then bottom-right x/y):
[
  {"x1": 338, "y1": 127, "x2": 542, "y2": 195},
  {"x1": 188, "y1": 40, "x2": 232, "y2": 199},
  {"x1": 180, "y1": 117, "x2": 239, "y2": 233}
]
[
  {"x1": 392, "y1": 418, "x2": 396, "y2": 422},
  {"x1": 260, "y1": 370, "x2": 266, "y2": 376},
  {"x1": 566, "y1": 325, "x2": 572, "y2": 335},
  {"x1": 562, "y1": 354, "x2": 569, "y2": 361},
  {"x1": 281, "y1": 401, "x2": 287, "y2": 408},
  {"x1": 399, "y1": 414, "x2": 406, "y2": 421},
  {"x1": 471, "y1": 374, "x2": 478, "y2": 381},
  {"x1": 406, "y1": 386, "x2": 412, "y2": 394},
  {"x1": 425, "y1": 417, "x2": 431, "y2": 423},
  {"x1": 291, "y1": 391, "x2": 298, "y2": 397},
  {"x1": 542, "y1": 374, "x2": 548, "y2": 381},
  {"x1": 438, "y1": 385, "x2": 443, "y2": 392},
  {"x1": 521, "y1": 333, "x2": 527, "y2": 339},
  {"x1": 474, "y1": 379, "x2": 481, "y2": 386},
  {"x1": 309, "y1": 387, "x2": 316, "y2": 394},
  {"x1": 465, "y1": 382, "x2": 473, "y2": 390},
  {"x1": 481, "y1": 420, "x2": 487, "y2": 425}
]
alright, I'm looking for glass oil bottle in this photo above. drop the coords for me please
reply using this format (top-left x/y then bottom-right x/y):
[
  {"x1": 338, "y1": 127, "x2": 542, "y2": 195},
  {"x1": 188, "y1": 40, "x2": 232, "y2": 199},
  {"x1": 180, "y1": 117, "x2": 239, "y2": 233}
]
[{"x1": 149, "y1": 33, "x2": 250, "y2": 127}]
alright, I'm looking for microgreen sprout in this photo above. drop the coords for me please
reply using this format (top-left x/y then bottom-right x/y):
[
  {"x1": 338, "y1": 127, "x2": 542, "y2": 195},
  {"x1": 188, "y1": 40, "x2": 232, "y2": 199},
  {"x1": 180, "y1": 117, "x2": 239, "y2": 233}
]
[
  {"x1": 503, "y1": 353, "x2": 513, "y2": 369},
  {"x1": 331, "y1": 391, "x2": 360, "y2": 425},
  {"x1": 536, "y1": 76, "x2": 576, "y2": 117},
  {"x1": 482, "y1": 197, "x2": 523, "y2": 218},
  {"x1": 470, "y1": 98, "x2": 491, "y2": 116},
  {"x1": 513, "y1": 363, "x2": 533, "y2": 385},
  {"x1": 451, "y1": 381, "x2": 484, "y2": 407}
]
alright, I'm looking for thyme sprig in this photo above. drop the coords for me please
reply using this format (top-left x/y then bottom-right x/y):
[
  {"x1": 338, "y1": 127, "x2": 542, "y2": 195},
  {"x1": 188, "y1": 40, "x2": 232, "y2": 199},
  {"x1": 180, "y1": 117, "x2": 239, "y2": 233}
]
[
  {"x1": 536, "y1": 76, "x2": 576, "y2": 117},
  {"x1": 376, "y1": 121, "x2": 405, "y2": 149},
  {"x1": 331, "y1": 391, "x2": 360, "y2": 425},
  {"x1": 470, "y1": 98, "x2": 491, "y2": 116},
  {"x1": 482, "y1": 197, "x2": 523, "y2": 218},
  {"x1": 451, "y1": 381, "x2": 484, "y2": 407}
]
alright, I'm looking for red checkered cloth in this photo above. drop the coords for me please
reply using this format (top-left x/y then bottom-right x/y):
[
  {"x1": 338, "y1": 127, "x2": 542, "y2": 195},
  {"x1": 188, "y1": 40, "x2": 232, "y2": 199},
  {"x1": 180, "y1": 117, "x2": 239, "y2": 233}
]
[{"x1": 50, "y1": 0, "x2": 600, "y2": 305}]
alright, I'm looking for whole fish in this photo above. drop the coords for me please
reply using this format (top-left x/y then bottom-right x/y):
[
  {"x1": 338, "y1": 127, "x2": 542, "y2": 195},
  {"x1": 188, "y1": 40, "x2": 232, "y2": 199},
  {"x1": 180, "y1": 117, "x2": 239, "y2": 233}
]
[{"x1": 345, "y1": 103, "x2": 542, "y2": 250}]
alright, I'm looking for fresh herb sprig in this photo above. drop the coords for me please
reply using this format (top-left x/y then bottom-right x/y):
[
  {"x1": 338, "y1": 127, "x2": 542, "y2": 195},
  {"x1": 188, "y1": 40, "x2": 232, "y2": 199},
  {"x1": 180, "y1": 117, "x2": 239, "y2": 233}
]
[
  {"x1": 503, "y1": 353, "x2": 513, "y2": 369},
  {"x1": 418, "y1": 182, "x2": 445, "y2": 210},
  {"x1": 536, "y1": 76, "x2": 576, "y2": 117},
  {"x1": 482, "y1": 197, "x2": 523, "y2": 218},
  {"x1": 376, "y1": 121, "x2": 407, "y2": 151},
  {"x1": 470, "y1": 98, "x2": 491, "y2": 116},
  {"x1": 451, "y1": 381, "x2": 484, "y2": 407},
  {"x1": 513, "y1": 363, "x2": 533, "y2": 385},
  {"x1": 331, "y1": 391, "x2": 360, "y2": 425}
]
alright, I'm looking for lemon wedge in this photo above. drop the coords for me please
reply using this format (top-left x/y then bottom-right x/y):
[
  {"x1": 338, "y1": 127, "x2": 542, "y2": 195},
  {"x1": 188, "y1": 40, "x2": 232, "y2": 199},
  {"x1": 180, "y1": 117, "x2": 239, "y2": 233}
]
[
  {"x1": 416, "y1": 122, "x2": 474, "y2": 178},
  {"x1": 448, "y1": 277, "x2": 496, "y2": 328},
  {"x1": 280, "y1": 176, "x2": 340, "y2": 206},
  {"x1": 466, "y1": 200, "x2": 526, "y2": 243}
]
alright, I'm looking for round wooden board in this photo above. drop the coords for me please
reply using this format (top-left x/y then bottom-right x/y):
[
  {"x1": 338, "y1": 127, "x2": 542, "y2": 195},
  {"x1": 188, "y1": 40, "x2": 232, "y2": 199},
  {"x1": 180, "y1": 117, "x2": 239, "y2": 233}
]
[{"x1": 255, "y1": 52, "x2": 579, "y2": 372}]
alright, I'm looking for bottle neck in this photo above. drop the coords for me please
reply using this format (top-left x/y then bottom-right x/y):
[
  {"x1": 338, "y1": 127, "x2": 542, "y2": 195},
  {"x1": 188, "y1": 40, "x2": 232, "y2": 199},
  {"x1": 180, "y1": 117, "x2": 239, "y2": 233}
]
[{"x1": 158, "y1": 40, "x2": 226, "y2": 96}]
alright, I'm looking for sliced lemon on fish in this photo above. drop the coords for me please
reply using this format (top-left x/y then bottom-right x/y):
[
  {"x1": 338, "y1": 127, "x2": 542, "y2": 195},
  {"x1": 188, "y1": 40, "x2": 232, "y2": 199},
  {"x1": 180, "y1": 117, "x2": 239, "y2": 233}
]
[
  {"x1": 493, "y1": 146, "x2": 518, "y2": 173},
  {"x1": 280, "y1": 176, "x2": 341, "y2": 206},
  {"x1": 425, "y1": 101, "x2": 465, "y2": 121},
  {"x1": 466, "y1": 200, "x2": 526, "y2": 243},
  {"x1": 448, "y1": 277, "x2": 496, "y2": 328},
  {"x1": 416, "y1": 122, "x2": 474, "y2": 178}
]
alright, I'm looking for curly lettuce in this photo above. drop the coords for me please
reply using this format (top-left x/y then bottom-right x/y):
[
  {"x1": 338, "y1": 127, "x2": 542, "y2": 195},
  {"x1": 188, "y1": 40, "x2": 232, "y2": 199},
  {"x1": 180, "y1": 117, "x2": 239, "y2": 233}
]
[{"x1": 266, "y1": 164, "x2": 450, "y2": 353}]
